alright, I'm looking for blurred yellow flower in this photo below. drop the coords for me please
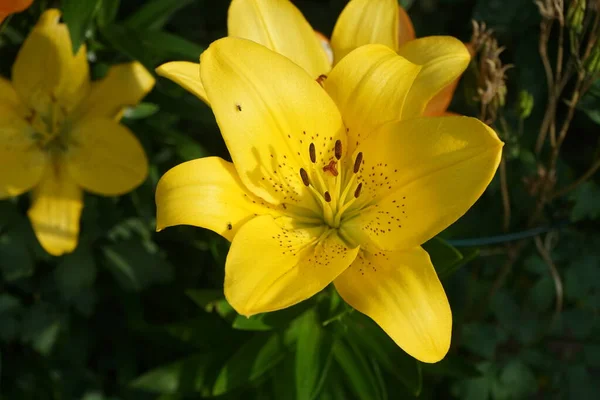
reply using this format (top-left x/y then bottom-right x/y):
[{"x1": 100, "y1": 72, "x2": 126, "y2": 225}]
[
  {"x1": 155, "y1": 37, "x2": 503, "y2": 363},
  {"x1": 0, "y1": 0, "x2": 33, "y2": 24},
  {"x1": 0, "y1": 9, "x2": 154, "y2": 256},
  {"x1": 156, "y1": 0, "x2": 466, "y2": 117}
]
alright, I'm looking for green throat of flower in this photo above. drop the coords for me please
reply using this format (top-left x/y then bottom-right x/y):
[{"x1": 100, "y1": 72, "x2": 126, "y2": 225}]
[
  {"x1": 27, "y1": 93, "x2": 71, "y2": 152},
  {"x1": 297, "y1": 139, "x2": 364, "y2": 229}
]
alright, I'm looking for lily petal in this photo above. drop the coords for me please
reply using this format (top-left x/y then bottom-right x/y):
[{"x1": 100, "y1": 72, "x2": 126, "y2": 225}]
[
  {"x1": 228, "y1": 0, "x2": 330, "y2": 78},
  {"x1": 397, "y1": 5, "x2": 416, "y2": 46},
  {"x1": 342, "y1": 116, "x2": 503, "y2": 251},
  {"x1": 28, "y1": 163, "x2": 83, "y2": 256},
  {"x1": 75, "y1": 62, "x2": 155, "y2": 120},
  {"x1": 422, "y1": 77, "x2": 459, "y2": 116},
  {"x1": 225, "y1": 215, "x2": 359, "y2": 316},
  {"x1": 0, "y1": 0, "x2": 33, "y2": 24},
  {"x1": 65, "y1": 118, "x2": 148, "y2": 196},
  {"x1": 398, "y1": 36, "x2": 470, "y2": 119},
  {"x1": 200, "y1": 37, "x2": 346, "y2": 210},
  {"x1": 0, "y1": 104, "x2": 47, "y2": 199},
  {"x1": 331, "y1": 0, "x2": 399, "y2": 64},
  {"x1": 334, "y1": 247, "x2": 451, "y2": 363},
  {"x1": 12, "y1": 9, "x2": 89, "y2": 113},
  {"x1": 324, "y1": 44, "x2": 420, "y2": 154},
  {"x1": 156, "y1": 157, "x2": 278, "y2": 241},
  {"x1": 0, "y1": 76, "x2": 25, "y2": 114},
  {"x1": 156, "y1": 61, "x2": 209, "y2": 105}
]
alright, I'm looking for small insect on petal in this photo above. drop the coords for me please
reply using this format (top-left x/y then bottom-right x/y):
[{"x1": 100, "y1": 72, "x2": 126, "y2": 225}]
[{"x1": 316, "y1": 74, "x2": 327, "y2": 86}]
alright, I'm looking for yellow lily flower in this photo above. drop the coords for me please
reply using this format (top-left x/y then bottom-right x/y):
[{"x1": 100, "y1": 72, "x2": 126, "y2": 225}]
[
  {"x1": 156, "y1": 0, "x2": 464, "y2": 117},
  {"x1": 0, "y1": 9, "x2": 154, "y2": 256},
  {"x1": 0, "y1": 0, "x2": 33, "y2": 24},
  {"x1": 155, "y1": 37, "x2": 503, "y2": 363}
]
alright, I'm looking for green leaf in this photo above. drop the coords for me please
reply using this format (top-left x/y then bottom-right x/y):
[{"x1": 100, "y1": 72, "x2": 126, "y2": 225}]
[
  {"x1": 20, "y1": 304, "x2": 62, "y2": 356},
  {"x1": 295, "y1": 310, "x2": 334, "y2": 400},
  {"x1": 422, "y1": 355, "x2": 481, "y2": 379},
  {"x1": 97, "y1": 0, "x2": 120, "y2": 27},
  {"x1": 140, "y1": 30, "x2": 204, "y2": 61},
  {"x1": 344, "y1": 312, "x2": 422, "y2": 396},
  {"x1": 570, "y1": 182, "x2": 600, "y2": 221},
  {"x1": 54, "y1": 245, "x2": 96, "y2": 300},
  {"x1": 232, "y1": 301, "x2": 312, "y2": 332},
  {"x1": 0, "y1": 223, "x2": 34, "y2": 282},
  {"x1": 123, "y1": 103, "x2": 159, "y2": 120},
  {"x1": 332, "y1": 338, "x2": 386, "y2": 400},
  {"x1": 124, "y1": 0, "x2": 194, "y2": 31},
  {"x1": 212, "y1": 333, "x2": 286, "y2": 396},
  {"x1": 62, "y1": 0, "x2": 102, "y2": 53},
  {"x1": 423, "y1": 237, "x2": 477, "y2": 279},
  {"x1": 131, "y1": 353, "x2": 216, "y2": 395},
  {"x1": 102, "y1": 240, "x2": 173, "y2": 291},
  {"x1": 493, "y1": 361, "x2": 537, "y2": 399}
]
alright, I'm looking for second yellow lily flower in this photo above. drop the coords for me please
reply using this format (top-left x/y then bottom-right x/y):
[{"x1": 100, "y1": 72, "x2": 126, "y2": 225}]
[{"x1": 157, "y1": 0, "x2": 466, "y2": 117}]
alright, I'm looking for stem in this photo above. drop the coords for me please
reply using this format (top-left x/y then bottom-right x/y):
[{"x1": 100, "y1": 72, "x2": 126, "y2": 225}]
[
  {"x1": 551, "y1": 157, "x2": 600, "y2": 199},
  {"x1": 499, "y1": 157, "x2": 511, "y2": 232},
  {"x1": 534, "y1": 235, "x2": 563, "y2": 331}
]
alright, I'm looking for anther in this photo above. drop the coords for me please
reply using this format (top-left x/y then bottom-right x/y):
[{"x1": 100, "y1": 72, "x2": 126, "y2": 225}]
[
  {"x1": 354, "y1": 183, "x2": 363, "y2": 198},
  {"x1": 316, "y1": 74, "x2": 327, "y2": 86},
  {"x1": 300, "y1": 168, "x2": 310, "y2": 186},
  {"x1": 353, "y1": 152, "x2": 363, "y2": 173},
  {"x1": 309, "y1": 143, "x2": 316, "y2": 163},
  {"x1": 334, "y1": 140, "x2": 342, "y2": 160},
  {"x1": 324, "y1": 191, "x2": 332, "y2": 202}
]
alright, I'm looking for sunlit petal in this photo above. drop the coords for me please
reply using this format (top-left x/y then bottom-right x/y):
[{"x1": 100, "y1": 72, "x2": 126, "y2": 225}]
[
  {"x1": 0, "y1": 104, "x2": 47, "y2": 199},
  {"x1": 335, "y1": 247, "x2": 451, "y2": 363},
  {"x1": 156, "y1": 157, "x2": 279, "y2": 241},
  {"x1": 156, "y1": 61, "x2": 209, "y2": 104},
  {"x1": 28, "y1": 163, "x2": 83, "y2": 256},
  {"x1": 398, "y1": 36, "x2": 470, "y2": 118},
  {"x1": 65, "y1": 118, "x2": 148, "y2": 196},
  {"x1": 75, "y1": 62, "x2": 155, "y2": 120},
  {"x1": 228, "y1": 0, "x2": 330, "y2": 78},
  {"x1": 225, "y1": 215, "x2": 359, "y2": 316},
  {"x1": 324, "y1": 44, "x2": 420, "y2": 154},
  {"x1": 12, "y1": 9, "x2": 89, "y2": 112},
  {"x1": 331, "y1": 0, "x2": 399, "y2": 64},
  {"x1": 200, "y1": 37, "x2": 346, "y2": 211},
  {"x1": 341, "y1": 116, "x2": 503, "y2": 251}
]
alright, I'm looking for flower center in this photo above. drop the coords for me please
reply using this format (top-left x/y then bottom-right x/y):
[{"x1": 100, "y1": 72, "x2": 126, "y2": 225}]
[
  {"x1": 297, "y1": 139, "x2": 364, "y2": 229},
  {"x1": 26, "y1": 92, "x2": 70, "y2": 152}
]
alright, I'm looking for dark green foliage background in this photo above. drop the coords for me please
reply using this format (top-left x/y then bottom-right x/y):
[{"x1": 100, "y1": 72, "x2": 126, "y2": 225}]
[{"x1": 1, "y1": 0, "x2": 599, "y2": 399}]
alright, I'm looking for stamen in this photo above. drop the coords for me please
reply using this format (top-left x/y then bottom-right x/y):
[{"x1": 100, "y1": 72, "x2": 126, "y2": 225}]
[
  {"x1": 354, "y1": 183, "x2": 363, "y2": 198},
  {"x1": 324, "y1": 191, "x2": 332, "y2": 202},
  {"x1": 300, "y1": 168, "x2": 310, "y2": 186},
  {"x1": 353, "y1": 152, "x2": 363, "y2": 173},
  {"x1": 334, "y1": 140, "x2": 342, "y2": 160},
  {"x1": 309, "y1": 143, "x2": 316, "y2": 163},
  {"x1": 316, "y1": 74, "x2": 327, "y2": 86}
]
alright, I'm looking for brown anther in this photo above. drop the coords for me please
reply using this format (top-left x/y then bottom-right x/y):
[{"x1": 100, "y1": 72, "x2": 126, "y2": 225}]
[
  {"x1": 316, "y1": 74, "x2": 327, "y2": 86},
  {"x1": 300, "y1": 168, "x2": 310, "y2": 186},
  {"x1": 309, "y1": 143, "x2": 316, "y2": 163},
  {"x1": 323, "y1": 160, "x2": 339, "y2": 177},
  {"x1": 334, "y1": 140, "x2": 342, "y2": 160},
  {"x1": 324, "y1": 191, "x2": 332, "y2": 202},
  {"x1": 354, "y1": 183, "x2": 363, "y2": 198},
  {"x1": 353, "y1": 152, "x2": 363, "y2": 173}
]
